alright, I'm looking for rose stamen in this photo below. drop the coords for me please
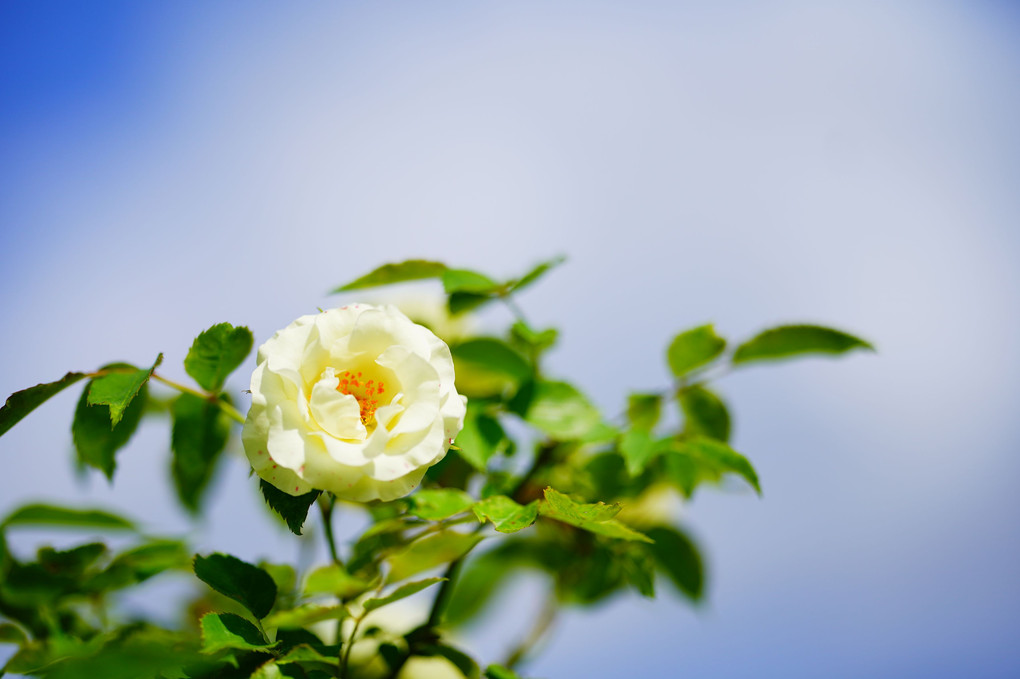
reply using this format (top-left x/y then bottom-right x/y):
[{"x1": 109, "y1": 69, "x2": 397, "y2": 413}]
[{"x1": 337, "y1": 369, "x2": 386, "y2": 425}]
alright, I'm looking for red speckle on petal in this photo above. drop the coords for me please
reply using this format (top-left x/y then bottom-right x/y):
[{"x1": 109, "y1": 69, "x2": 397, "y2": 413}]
[
  {"x1": 295, "y1": 486, "x2": 299, "y2": 492},
  {"x1": 272, "y1": 464, "x2": 277, "y2": 469}
]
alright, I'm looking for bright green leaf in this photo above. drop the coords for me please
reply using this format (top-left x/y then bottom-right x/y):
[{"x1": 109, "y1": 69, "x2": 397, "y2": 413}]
[
  {"x1": 332, "y1": 260, "x2": 448, "y2": 292},
  {"x1": 193, "y1": 553, "x2": 277, "y2": 620},
  {"x1": 2, "y1": 503, "x2": 135, "y2": 531},
  {"x1": 506, "y1": 255, "x2": 565, "y2": 294},
  {"x1": 523, "y1": 380, "x2": 601, "y2": 440},
  {"x1": 73, "y1": 366, "x2": 148, "y2": 480},
  {"x1": 667, "y1": 324, "x2": 726, "y2": 378},
  {"x1": 510, "y1": 321, "x2": 558, "y2": 354},
  {"x1": 386, "y1": 531, "x2": 484, "y2": 582},
  {"x1": 626, "y1": 393, "x2": 662, "y2": 431},
  {"x1": 171, "y1": 393, "x2": 232, "y2": 513},
  {"x1": 442, "y1": 269, "x2": 500, "y2": 294},
  {"x1": 678, "y1": 385, "x2": 731, "y2": 442},
  {"x1": 266, "y1": 604, "x2": 347, "y2": 630},
  {"x1": 303, "y1": 563, "x2": 374, "y2": 600},
  {"x1": 732, "y1": 324, "x2": 874, "y2": 365},
  {"x1": 259, "y1": 480, "x2": 321, "y2": 536},
  {"x1": 539, "y1": 489, "x2": 652, "y2": 543},
  {"x1": 184, "y1": 323, "x2": 254, "y2": 392},
  {"x1": 472, "y1": 496, "x2": 539, "y2": 533},
  {"x1": 0, "y1": 371, "x2": 86, "y2": 438},
  {"x1": 363, "y1": 577, "x2": 445, "y2": 613},
  {"x1": 485, "y1": 665, "x2": 523, "y2": 679},
  {"x1": 276, "y1": 644, "x2": 340, "y2": 667},
  {"x1": 409, "y1": 488, "x2": 475, "y2": 521},
  {"x1": 452, "y1": 338, "x2": 532, "y2": 389},
  {"x1": 620, "y1": 428, "x2": 657, "y2": 476},
  {"x1": 646, "y1": 526, "x2": 704, "y2": 601},
  {"x1": 452, "y1": 403, "x2": 506, "y2": 471},
  {"x1": 87, "y1": 354, "x2": 162, "y2": 426},
  {"x1": 200, "y1": 612, "x2": 275, "y2": 654}
]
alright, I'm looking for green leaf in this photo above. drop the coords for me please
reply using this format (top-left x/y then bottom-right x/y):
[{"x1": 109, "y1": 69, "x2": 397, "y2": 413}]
[
  {"x1": 509, "y1": 321, "x2": 558, "y2": 354},
  {"x1": 667, "y1": 324, "x2": 726, "y2": 378},
  {"x1": 430, "y1": 643, "x2": 480, "y2": 679},
  {"x1": 485, "y1": 665, "x2": 523, "y2": 679},
  {"x1": 72, "y1": 366, "x2": 148, "y2": 480},
  {"x1": 678, "y1": 385, "x2": 731, "y2": 441},
  {"x1": 184, "y1": 323, "x2": 254, "y2": 392},
  {"x1": 171, "y1": 393, "x2": 233, "y2": 513},
  {"x1": 732, "y1": 324, "x2": 874, "y2": 365},
  {"x1": 620, "y1": 428, "x2": 657, "y2": 476},
  {"x1": 453, "y1": 403, "x2": 506, "y2": 472},
  {"x1": 259, "y1": 480, "x2": 321, "y2": 536},
  {"x1": 266, "y1": 604, "x2": 347, "y2": 630},
  {"x1": 0, "y1": 371, "x2": 86, "y2": 438},
  {"x1": 664, "y1": 437, "x2": 761, "y2": 496},
  {"x1": 1, "y1": 503, "x2": 135, "y2": 531},
  {"x1": 0, "y1": 623, "x2": 27, "y2": 646},
  {"x1": 362, "y1": 577, "x2": 446, "y2": 613},
  {"x1": 506, "y1": 255, "x2": 565, "y2": 294},
  {"x1": 646, "y1": 526, "x2": 704, "y2": 601},
  {"x1": 408, "y1": 488, "x2": 475, "y2": 521},
  {"x1": 276, "y1": 644, "x2": 340, "y2": 667},
  {"x1": 332, "y1": 260, "x2": 448, "y2": 292},
  {"x1": 452, "y1": 338, "x2": 532, "y2": 386},
  {"x1": 88, "y1": 539, "x2": 192, "y2": 591},
  {"x1": 448, "y1": 291, "x2": 493, "y2": 315},
  {"x1": 620, "y1": 547, "x2": 656, "y2": 598},
  {"x1": 87, "y1": 354, "x2": 162, "y2": 426},
  {"x1": 539, "y1": 488, "x2": 653, "y2": 543},
  {"x1": 626, "y1": 393, "x2": 662, "y2": 431},
  {"x1": 193, "y1": 553, "x2": 277, "y2": 620},
  {"x1": 472, "y1": 496, "x2": 539, "y2": 533},
  {"x1": 441, "y1": 269, "x2": 500, "y2": 294},
  {"x1": 200, "y1": 612, "x2": 276, "y2": 654},
  {"x1": 386, "y1": 531, "x2": 484, "y2": 582},
  {"x1": 37, "y1": 542, "x2": 107, "y2": 576},
  {"x1": 303, "y1": 563, "x2": 374, "y2": 600},
  {"x1": 523, "y1": 380, "x2": 602, "y2": 440}
]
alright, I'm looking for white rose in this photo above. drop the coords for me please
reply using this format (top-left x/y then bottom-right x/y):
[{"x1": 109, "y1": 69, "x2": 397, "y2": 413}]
[{"x1": 243, "y1": 304, "x2": 467, "y2": 502}]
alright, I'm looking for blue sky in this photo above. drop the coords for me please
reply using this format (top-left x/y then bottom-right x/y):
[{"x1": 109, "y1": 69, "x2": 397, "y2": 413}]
[{"x1": 2, "y1": 2, "x2": 1019, "y2": 677}]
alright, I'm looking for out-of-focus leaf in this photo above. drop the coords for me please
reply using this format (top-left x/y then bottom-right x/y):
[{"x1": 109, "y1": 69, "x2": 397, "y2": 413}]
[
  {"x1": 523, "y1": 380, "x2": 601, "y2": 440},
  {"x1": 510, "y1": 321, "x2": 558, "y2": 354},
  {"x1": 386, "y1": 531, "x2": 484, "y2": 583},
  {"x1": 0, "y1": 371, "x2": 86, "y2": 438},
  {"x1": 678, "y1": 385, "x2": 731, "y2": 441},
  {"x1": 485, "y1": 665, "x2": 523, "y2": 679},
  {"x1": 266, "y1": 604, "x2": 347, "y2": 630},
  {"x1": 0, "y1": 623, "x2": 27, "y2": 646},
  {"x1": 429, "y1": 643, "x2": 480, "y2": 679},
  {"x1": 37, "y1": 543, "x2": 106, "y2": 577},
  {"x1": 303, "y1": 563, "x2": 374, "y2": 600},
  {"x1": 442, "y1": 269, "x2": 500, "y2": 294},
  {"x1": 626, "y1": 393, "x2": 662, "y2": 431},
  {"x1": 732, "y1": 324, "x2": 874, "y2": 365},
  {"x1": 620, "y1": 547, "x2": 656, "y2": 598},
  {"x1": 171, "y1": 393, "x2": 232, "y2": 513},
  {"x1": 1, "y1": 503, "x2": 134, "y2": 531},
  {"x1": 332, "y1": 260, "x2": 448, "y2": 292},
  {"x1": 87, "y1": 354, "x2": 162, "y2": 426},
  {"x1": 452, "y1": 338, "x2": 532, "y2": 396},
  {"x1": 453, "y1": 403, "x2": 506, "y2": 472},
  {"x1": 663, "y1": 437, "x2": 761, "y2": 496},
  {"x1": 194, "y1": 553, "x2": 277, "y2": 620},
  {"x1": 184, "y1": 323, "x2": 253, "y2": 392},
  {"x1": 88, "y1": 539, "x2": 191, "y2": 591},
  {"x1": 472, "y1": 496, "x2": 538, "y2": 533},
  {"x1": 362, "y1": 577, "x2": 445, "y2": 613},
  {"x1": 620, "y1": 429, "x2": 656, "y2": 476},
  {"x1": 539, "y1": 488, "x2": 653, "y2": 543},
  {"x1": 506, "y1": 255, "x2": 565, "y2": 294},
  {"x1": 276, "y1": 644, "x2": 339, "y2": 667},
  {"x1": 73, "y1": 364, "x2": 148, "y2": 480},
  {"x1": 259, "y1": 480, "x2": 321, "y2": 536},
  {"x1": 667, "y1": 325, "x2": 726, "y2": 378},
  {"x1": 408, "y1": 488, "x2": 475, "y2": 521},
  {"x1": 646, "y1": 526, "x2": 704, "y2": 602},
  {"x1": 200, "y1": 613, "x2": 275, "y2": 654},
  {"x1": 448, "y1": 291, "x2": 493, "y2": 315}
]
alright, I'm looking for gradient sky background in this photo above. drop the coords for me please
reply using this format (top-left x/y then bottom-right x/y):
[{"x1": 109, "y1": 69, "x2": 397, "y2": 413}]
[{"x1": 2, "y1": 2, "x2": 1019, "y2": 677}]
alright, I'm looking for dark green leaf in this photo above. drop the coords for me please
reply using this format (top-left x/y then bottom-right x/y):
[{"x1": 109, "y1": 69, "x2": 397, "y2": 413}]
[
  {"x1": 448, "y1": 291, "x2": 493, "y2": 315},
  {"x1": 667, "y1": 324, "x2": 726, "y2": 378},
  {"x1": 303, "y1": 563, "x2": 374, "y2": 600},
  {"x1": 485, "y1": 665, "x2": 523, "y2": 679},
  {"x1": 2, "y1": 503, "x2": 134, "y2": 531},
  {"x1": 200, "y1": 613, "x2": 275, "y2": 654},
  {"x1": 621, "y1": 548, "x2": 656, "y2": 598},
  {"x1": 87, "y1": 354, "x2": 162, "y2": 426},
  {"x1": 194, "y1": 553, "x2": 277, "y2": 620},
  {"x1": 472, "y1": 496, "x2": 539, "y2": 533},
  {"x1": 408, "y1": 488, "x2": 475, "y2": 521},
  {"x1": 37, "y1": 543, "x2": 107, "y2": 577},
  {"x1": 664, "y1": 437, "x2": 761, "y2": 496},
  {"x1": 386, "y1": 531, "x2": 484, "y2": 582},
  {"x1": 332, "y1": 260, "x2": 448, "y2": 292},
  {"x1": 171, "y1": 393, "x2": 233, "y2": 513},
  {"x1": 523, "y1": 380, "x2": 602, "y2": 440},
  {"x1": 646, "y1": 526, "x2": 704, "y2": 601},
  {"x1": 620, "y1": 429, "x2": 657, "y2": 476},
  {"x1": 441, "y1": 269, "x2": 500, "y2": 294},
  {"x1": 363, "y1": 577, "x2": 445, "y2": 613},
  {"x1": 732, "y1": 324, "x2": 874, "y2": 365},
  {"x1": 506, "y1": 255, "x2": 565, "y2": 294},
  {"x1": 73, "y1": 366, "x2": 148, "y2": 480},
  {"x1": 678, "y1": 385, "x2": 731, "y2": 441},
  {"x1": 259, "y1": 480, "x2": 321, "y2": 536},
  {"x1": 0, "y1": 623, "x2": 27, "y2": 646},
  {"x1": 453, "y1": 403, "x2": 506, "y2": 471},
  {"x1": 184, "y1": 323, "x2": 254, "y2": 392},
  {"x1": 0, "y1": 371, "x2": 86, "y2": 438},
  {"x1": 626, "y1": 393, "x2": 662, "y2": 431}
]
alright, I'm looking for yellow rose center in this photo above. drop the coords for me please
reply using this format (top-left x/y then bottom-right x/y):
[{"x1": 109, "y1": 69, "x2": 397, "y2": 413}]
[{"x1": 336, "y1": 370, "x2": 387, "y2": 425}]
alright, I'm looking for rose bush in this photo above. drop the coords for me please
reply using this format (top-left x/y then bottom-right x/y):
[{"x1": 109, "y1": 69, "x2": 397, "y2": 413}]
[{"x1": 242, "y1": 304, "x2": 466, "y2": 502}]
